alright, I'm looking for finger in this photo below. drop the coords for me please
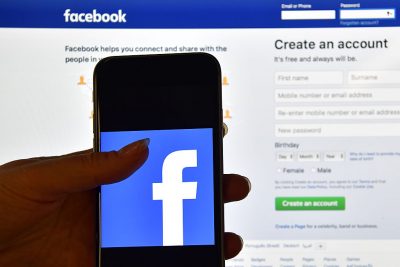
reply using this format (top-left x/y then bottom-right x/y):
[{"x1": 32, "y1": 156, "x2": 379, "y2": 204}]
[
  {"x1": 223, "y1": 174, "x2": 251, "y2": 203},
  {"x1": 6, "y1": 139, "x2": 149, "y2": 201},
  {"x1": 224, "y1": 232, "x2": 243, "y2": 259},
  {"x1": 0, "y1": 150, "x2": 92, "y2": 170}
]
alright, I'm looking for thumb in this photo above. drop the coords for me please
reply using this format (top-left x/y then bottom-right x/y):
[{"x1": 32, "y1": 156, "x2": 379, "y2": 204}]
[{"x1": 5, "y1": 138, "x2": 149, "y2": 201}]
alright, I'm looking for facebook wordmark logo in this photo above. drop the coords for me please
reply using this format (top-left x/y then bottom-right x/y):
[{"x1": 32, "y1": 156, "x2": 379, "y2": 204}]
[
  {"x1": 64, "y1": 9, "x2": 127, "y2": 23},
  {"x1": 101, "y1": 129, "x2": 215, "y2": 248},
  {"x1": 153, "y1": 150, "x2": 198, "y2": 246}
]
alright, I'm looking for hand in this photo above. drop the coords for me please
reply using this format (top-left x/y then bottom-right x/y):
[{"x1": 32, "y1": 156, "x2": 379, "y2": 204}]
[{"x1": 0, "y1": 139, "x2": 250, "y2": 267}]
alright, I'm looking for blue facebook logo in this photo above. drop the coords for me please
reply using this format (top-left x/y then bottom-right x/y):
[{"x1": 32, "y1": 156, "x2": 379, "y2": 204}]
[{"x1": 100, "y1": 128, "x2": 215, "y2": 248}]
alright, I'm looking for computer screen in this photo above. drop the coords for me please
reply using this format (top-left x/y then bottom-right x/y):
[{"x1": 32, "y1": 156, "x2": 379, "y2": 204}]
[{"x1": 1, "y1": 0, "x2": 400, "y2": 266}]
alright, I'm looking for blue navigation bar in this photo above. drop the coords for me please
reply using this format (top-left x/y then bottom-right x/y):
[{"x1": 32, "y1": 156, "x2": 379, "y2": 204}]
[{"x1": 1, "y1": 0, "x2": 399, "y2": 28}]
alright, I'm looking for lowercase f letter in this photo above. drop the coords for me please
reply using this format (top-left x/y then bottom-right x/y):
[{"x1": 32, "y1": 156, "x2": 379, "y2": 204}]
[{"x1": 152, "y1": 150, "x2": 198, "y2": 246}]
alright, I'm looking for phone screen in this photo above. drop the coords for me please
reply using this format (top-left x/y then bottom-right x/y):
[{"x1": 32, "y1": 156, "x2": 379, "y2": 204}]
[
  {"x1": 100, "y1": 128, "x2": 215, "y2": 248},
  {"x1": 94, "y1": 54, "x2": 223, "y2": 267}
]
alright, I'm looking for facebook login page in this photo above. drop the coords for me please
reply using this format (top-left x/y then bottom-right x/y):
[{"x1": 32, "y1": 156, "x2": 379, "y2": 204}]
[
  {"x1": 2, "y1": 0, "x2": 400, "y2": 265},
  {"x1": 100, "y1": 129, "x2": 214, "y2": 248}
]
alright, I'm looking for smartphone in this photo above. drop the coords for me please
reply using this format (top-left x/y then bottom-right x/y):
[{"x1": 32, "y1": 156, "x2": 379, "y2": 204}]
[{"x1": 93, "y1": 53, "x2": 224, "y2": 267}]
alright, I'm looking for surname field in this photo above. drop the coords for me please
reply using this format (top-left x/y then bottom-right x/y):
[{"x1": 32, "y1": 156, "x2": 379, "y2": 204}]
[{"x1": 349, "y1": 71, "x2": 400, "y2": 84}]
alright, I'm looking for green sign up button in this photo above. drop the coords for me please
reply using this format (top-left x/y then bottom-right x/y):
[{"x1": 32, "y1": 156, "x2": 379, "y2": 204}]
[{"x1": 275, "y1": 197, "x2": 345, "y2": 211}]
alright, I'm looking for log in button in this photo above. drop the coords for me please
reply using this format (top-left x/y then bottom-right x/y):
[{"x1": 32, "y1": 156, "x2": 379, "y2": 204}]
[{"x1": 275, "y1": 197, "x2": 345, "y2": 211}]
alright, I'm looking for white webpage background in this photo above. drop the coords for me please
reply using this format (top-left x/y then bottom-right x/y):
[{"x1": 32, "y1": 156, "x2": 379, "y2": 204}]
[{"x1": 1, "y1": 28, "x2": 400, "y2": 265}]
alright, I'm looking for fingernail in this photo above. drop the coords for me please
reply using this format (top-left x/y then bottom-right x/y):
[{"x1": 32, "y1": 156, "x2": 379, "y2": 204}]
[
  {"x1": 222, "y1": 123, "x2": 228, "y2": 137},
  {"x1": 238, "y1": 234, "x2": 244, "y2": 250},
  {"x1": 243, "y1": 176, "x2": 251, "y2": 192},
  {"x1": 247, "y1": 178, "x2": 251, "y2": 192},
  {"x1": 118, "y1": 138, "x2": 150, "y2": 156}
]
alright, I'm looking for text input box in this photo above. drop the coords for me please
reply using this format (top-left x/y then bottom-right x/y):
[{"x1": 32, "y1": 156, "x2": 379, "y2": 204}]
[
  {"x1": 348, "y1": 71, "x2": 400, "y2": 84},
  {"x1": 275, "y1": 123, "x2": 400, "y2": 137},
  {"x1": 281, "y1": 10, "x2": 336, "y2": 20},
  {"x1": 340, "y1": 9, "x2": 396, "y2": 20},
  {"x1": 275, "y1": 71, "x2": 343, "y2": 85},
  {"x1": 276, "y1": 106, "x2": 400, "y2": 120},
  {"x1": 275, "y1": 88, "x2": 400, "y2": 103}
]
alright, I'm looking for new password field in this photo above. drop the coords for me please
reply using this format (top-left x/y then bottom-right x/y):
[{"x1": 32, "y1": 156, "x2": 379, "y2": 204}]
[{"x1": 275, "y1": 123, "x2": 400, "y2": 137}]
